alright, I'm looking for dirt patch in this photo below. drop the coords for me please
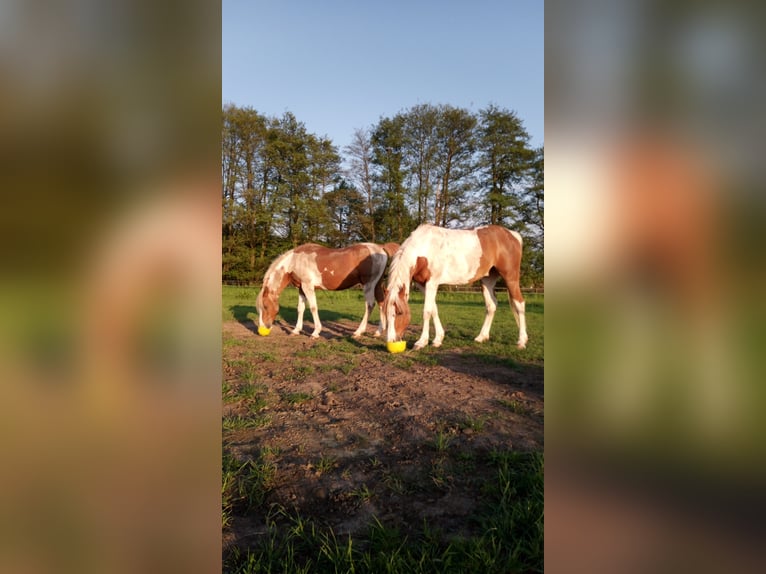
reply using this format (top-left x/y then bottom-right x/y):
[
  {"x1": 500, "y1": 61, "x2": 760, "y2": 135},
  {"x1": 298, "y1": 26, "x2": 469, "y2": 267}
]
[{"x1": 222, "y1": 319, "x2": 543, "y2": 553}]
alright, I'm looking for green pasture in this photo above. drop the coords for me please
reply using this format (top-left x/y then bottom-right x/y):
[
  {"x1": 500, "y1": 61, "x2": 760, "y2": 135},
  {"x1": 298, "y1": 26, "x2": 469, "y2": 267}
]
[
  {"x1": 223, "y1": 285, "x2": 544, "y2": 364},
  {"x1": 224, "y1": 451, "x2": 543, "y2": 574}
]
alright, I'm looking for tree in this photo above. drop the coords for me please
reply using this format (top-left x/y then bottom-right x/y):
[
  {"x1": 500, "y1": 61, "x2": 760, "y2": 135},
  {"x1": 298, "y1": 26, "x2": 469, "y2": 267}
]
[
  {"x1": 400, "y1": 104, "x2": 440, "y2": 224},
  {"x1": 476, "y1": 104, "x2": 534, "y2": 227},
  {"x1": 433, "y1": 105, "x2": 477, "y2": 226},
  {"x1": 344, "y1": 128, "x2": 378, "y2": 242},
  {"x1": 322, "y1": 179, "x2": 366, "y2": 246},
  {"x1": 371, "y1": 115, "x2": 413, "y2": 242},
  {"x1": 221, "y1": 103, "x2": 543, "y2": 287},
  {"x1": 475, "y1": 105, "x2": 543, "y2": 287}
]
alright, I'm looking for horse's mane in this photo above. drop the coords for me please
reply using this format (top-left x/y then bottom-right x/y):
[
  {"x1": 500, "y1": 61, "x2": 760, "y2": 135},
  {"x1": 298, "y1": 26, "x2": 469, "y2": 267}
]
[
  {"x1": 262, "y1": 249, "x2": 293, "y2": 291},
  {"x1": 387, "y1": 226, "x2": 431, "y2": 296}
]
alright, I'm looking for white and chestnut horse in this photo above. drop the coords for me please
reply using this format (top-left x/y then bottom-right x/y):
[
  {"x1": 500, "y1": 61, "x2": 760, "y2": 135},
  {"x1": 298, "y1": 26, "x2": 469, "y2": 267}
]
[
  {"x1": 383, "y1": 224, "x2": 528, "y2": 350},
  {"x1": 256, "y1": 242, "x2": 399, "y2": 339}
]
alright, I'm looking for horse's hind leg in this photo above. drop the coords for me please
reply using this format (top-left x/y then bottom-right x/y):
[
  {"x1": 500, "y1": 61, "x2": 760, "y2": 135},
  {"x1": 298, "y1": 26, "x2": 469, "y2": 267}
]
[
  {"x1": 475, "y1": 275, "x2": 499, "y2": 343},
  {"x1": 507, "y1": 280, "x2": 528, "y2": 349}
]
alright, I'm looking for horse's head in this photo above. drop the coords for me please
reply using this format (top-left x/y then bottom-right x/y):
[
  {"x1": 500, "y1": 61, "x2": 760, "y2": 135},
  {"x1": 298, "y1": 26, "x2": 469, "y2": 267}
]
[
  {"x1": 256, "y1": 286, "x2": 279, "y2": 329},
  {"x1": 383, "y1": 285, "x2": 411, "y2": 342}
]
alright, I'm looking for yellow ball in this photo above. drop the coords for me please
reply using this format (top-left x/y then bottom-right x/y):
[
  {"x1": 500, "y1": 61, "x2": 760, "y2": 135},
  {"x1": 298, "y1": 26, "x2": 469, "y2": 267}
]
[
  {"x1": 257, "y1": 325, "x2": 271, "y2": 337},
  {"x1": 386, "y1": 340, "x2": 407, "y2": 354}
]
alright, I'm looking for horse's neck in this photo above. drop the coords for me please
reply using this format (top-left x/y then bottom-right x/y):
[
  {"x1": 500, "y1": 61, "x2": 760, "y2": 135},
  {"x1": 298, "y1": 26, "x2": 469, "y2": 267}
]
[
  {"x1": 392, "y1": 249, "x2": 416, "y2": 295},
  {"x1": 265, "y1": 266, "x2": 291, "y2": 296}
]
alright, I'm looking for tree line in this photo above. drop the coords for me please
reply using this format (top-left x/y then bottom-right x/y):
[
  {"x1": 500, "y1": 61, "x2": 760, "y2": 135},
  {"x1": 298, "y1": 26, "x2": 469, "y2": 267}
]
[{"x1": 223, "y1": 102, "x2": 543, "y2": 286}]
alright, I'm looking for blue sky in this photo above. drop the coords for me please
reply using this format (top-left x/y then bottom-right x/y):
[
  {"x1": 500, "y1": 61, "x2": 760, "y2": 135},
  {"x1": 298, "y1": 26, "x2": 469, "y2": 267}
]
[{"x1": 223, "y1": 0, "x2": 543, "y2": 151}]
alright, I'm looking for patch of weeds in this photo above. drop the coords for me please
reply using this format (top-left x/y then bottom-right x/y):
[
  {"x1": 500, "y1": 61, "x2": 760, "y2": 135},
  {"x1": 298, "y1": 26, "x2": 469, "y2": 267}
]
[
  {"x1": 284, "y1": 392, "x2": 313, "y2": 406},
  {"x1": 433, "y1": 426, "x2": 456, "y2": 452},
  {"x1": 222, "y1": 380, "x2": 236, "y2": 402},
  {"x1": 479, "y1": 450, "x2": 544, "y2": 569},
  {"x1": 430, "y1": 457, "x2": 453, "y2": 490},
  {"x1": 224, "y1": 468, "x2": 544, "y2": 573},
  {"x1": 388, "y1": 354, "x2": 414, "y2": 370},
  {"x1": 456, "y1": 450, "x2": 477, "y2": 475},
  {"x1": 337, "y1": 360, "x2": 356, "y2": 375},
  {"x1": 293, "y1": 364, "x2": 315, "y2": 378},
  {"x1": 332, "y1": 338, "x2": 368, "y2": 355},
  {"x1": 350, "y1": 484, "x2": 373, "y2": 503},
  {"x1": 315, "y1": 455, "x2": 336, "y2": 475},
  {"x1": 411, "y1": 351, "x2": 439, "y2": 367},
  {"x1": 222, "y1": 452, "x2": 278, "y2": 524},
  {"x1": 498, "y1": 398, "x2": 535, "y2": 416},
  {"x1": 248, "y1": 397, "x2": 268, "y2": 416},
  {"x1": 294, "y1": 343, "x2": 329, "y2": 359},
  {"x1": 225, "y1": 358, "x2": 250, "y2": 371},
  {"x1": 260, "y1": 445, "x2": 282, "y2": 459},
  {"x1": 243, "y1": 366, "x2": 259, "y2": 384},
  {"x1": 236, "y1": 382, "x2": 267, "y2": 402},
  {"x1": 459, "y1": 414, "x2": 488, "y2": 433},
  {"x1": 253, "y1": 351, "x2": 276, "y2": 362},
  {"x1": 434, "y1": 431, "x2": 452, "y2": 452},
  {"x1": 382, "y1": 471, "x2": 407, "y2": 495},
  {"x1": 222, "y1": 414, "x2": 271, "y2": 431}
]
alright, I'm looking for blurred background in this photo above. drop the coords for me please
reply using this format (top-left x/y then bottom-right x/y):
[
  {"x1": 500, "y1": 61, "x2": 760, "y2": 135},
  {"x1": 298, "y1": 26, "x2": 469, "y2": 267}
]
[
  {"x1": 0, "y1": 1, "x2": 220, "y2": 572},
  {"x1": 546, "y1": 0, "x2": 766, "y2": 571}
]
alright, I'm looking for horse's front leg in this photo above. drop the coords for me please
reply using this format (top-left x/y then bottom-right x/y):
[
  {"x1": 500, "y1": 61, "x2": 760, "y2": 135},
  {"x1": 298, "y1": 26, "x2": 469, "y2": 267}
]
[
  {"x1": 291, "y1": 289, "x2": 307, "y2": 335},
  {"x1": 353, "y1": 285, "x2": 374, "y2": 339},
  {"x1": 373, "y1": 281, "x2": 386, "y2": 338},
  {"x1": 303, "y1": 285, "x2": 322, "y2": 338},
  {"x1": 415, "y1": 283, "x2": 442, "y2": 349}
]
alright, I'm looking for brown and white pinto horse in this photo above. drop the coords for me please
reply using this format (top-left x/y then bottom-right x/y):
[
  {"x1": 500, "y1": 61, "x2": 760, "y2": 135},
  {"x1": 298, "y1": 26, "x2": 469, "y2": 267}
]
[
  {"x1": 256, "y1": 242, "x2": 399, "y2": 339},
  {"x1": 383, "y1": 224, "x2": 528, "y2": 350}
]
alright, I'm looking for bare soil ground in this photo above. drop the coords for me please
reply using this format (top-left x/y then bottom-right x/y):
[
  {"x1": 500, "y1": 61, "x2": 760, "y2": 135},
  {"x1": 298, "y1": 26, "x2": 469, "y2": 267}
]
[{"x1": 222, "y1": 318, "x2": 543, "y2": 555}]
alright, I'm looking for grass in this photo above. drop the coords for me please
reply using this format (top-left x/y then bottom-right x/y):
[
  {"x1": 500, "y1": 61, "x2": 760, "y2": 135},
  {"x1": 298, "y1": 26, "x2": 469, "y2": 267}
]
[
  {"x1": 223, "y1": 285, "x2": 543, "y2": 365},
  {"x1": 284, "y1": 392, "x2": 313, "y2": 406},
  {"x1": 222, "y1": 453, "x2": 279, "y2": 528},
  {"x1": 498, "y1": 398, "x2": 537, "y2": 417},
  {"x1": 314, "y1": 455, "x2": 337, "y2": 475},
  {"x1": 222, "y1": 414, "x2": 271, "y2": 431},
  {"x1": 223, "y1": 451, "x2": 544, "y2": 573}
]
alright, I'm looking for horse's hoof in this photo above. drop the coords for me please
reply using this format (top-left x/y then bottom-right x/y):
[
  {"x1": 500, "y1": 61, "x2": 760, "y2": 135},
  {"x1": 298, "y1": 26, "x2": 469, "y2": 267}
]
[{"x1": 474, "y1": 335, "x2": 488, "y2": 343}]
